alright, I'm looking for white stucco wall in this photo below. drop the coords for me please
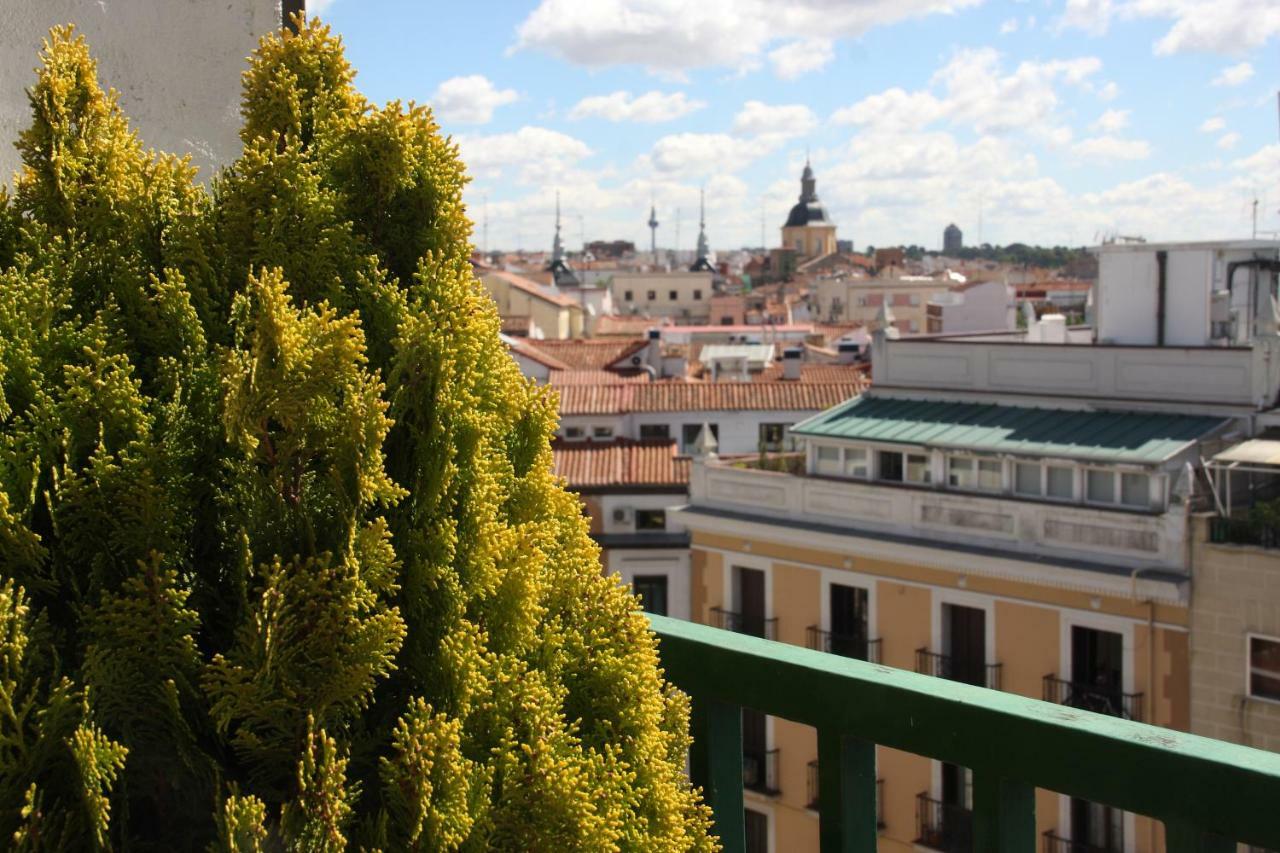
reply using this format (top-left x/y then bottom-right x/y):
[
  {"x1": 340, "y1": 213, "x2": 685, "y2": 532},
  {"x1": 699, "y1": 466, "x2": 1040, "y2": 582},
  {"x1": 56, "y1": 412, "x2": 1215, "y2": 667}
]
[{"x1": 3, "y1": 0, "x2": 284, "y2": 185}]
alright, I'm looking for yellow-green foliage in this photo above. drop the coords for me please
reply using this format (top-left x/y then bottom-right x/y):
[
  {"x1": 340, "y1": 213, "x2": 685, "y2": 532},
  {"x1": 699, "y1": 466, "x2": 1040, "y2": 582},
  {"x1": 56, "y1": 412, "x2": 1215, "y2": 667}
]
[{"x1": 0, "y1": 19, "x2": 715, "y2": 851}]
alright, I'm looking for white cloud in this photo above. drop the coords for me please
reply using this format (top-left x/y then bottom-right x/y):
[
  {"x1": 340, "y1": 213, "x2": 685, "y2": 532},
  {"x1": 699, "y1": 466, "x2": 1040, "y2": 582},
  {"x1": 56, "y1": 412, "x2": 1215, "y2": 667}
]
[
  {"x1": 430, "y1": 76, "x2": 518, "y2": 125},
  {"x1": 1199, "y1": 116, "x2": 1225, "y2": 133},
  {"x1": 1144, "y1": 0, "x2": 1280, "y2": 55},
  {"x1": 732, "y1": 101, "x2": 818, "y2": 138},
  {"x1": 1057, "y1": 0, "x2": 1113, "y2": 35},
  {"x1": 457, "y1": 126, "x2": 591, "y2": 183},
  {"x1": 768, "y1": 38, "x2": 835, "y2": 79},
  {"x1": 1071, "y1": 135, "x2": 1152, "y2": 162},
  {"x1": 308, "y1": 0, "x2": 338, "y2": 14},
  {"x1": 568, "y1": 90, "x2": 705, "y2": 122},
  {"x1": 1056, "y1": 0, "x2": 1280, "y2": 56},
  {"x1": 1000, "y1": 18, "x2": 1019, "y2": 34},
  {"x1": 1217, "y1": 132, "x2": 1241, "y2": 150},
  {"x1": 832, "y1": 49, "x2": 1101, "y2": 143},
  {"x1": 513, "y1": 0, "x2": 982, "y2": 77},
  {"x1": 643, "y1": 133, "x2": 780, "y2": 177},
  {"x1": 1212, "y1": 62, "x2": 1255, "y2": 87},
  {"x1": 1091, "y1": 109, "x2": 1130, "y2": 133},
  {"x1": 831, "y1": 88, "x2": 947, "y2": 131}
]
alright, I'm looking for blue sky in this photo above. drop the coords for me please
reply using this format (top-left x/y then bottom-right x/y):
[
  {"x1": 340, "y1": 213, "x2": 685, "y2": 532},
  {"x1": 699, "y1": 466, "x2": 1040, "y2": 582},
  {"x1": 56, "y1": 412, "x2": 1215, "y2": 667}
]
[{"x1": 313, "y1": 0, "x2": 1278, "y2": 252}]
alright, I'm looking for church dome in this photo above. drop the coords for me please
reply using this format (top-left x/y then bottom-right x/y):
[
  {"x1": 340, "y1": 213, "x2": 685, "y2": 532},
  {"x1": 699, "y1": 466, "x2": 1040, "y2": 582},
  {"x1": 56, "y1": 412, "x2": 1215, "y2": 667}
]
[{"x1": 783, "y1": 160, "x2": 833, "y2": 228}]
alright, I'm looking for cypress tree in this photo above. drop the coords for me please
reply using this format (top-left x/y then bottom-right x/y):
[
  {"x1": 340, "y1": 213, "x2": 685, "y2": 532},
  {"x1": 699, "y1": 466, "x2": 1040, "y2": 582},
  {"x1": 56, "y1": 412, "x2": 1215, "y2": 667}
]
[{"x1": 0, "y1": 20, "x2": 715, "y2": 851}]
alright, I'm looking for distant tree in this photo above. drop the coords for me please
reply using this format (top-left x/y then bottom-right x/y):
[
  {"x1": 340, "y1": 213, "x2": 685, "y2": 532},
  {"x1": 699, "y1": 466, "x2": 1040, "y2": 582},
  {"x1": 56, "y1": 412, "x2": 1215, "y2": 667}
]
[{"x1": 0, "y1": 21, "x2": 713, "y2": 850}]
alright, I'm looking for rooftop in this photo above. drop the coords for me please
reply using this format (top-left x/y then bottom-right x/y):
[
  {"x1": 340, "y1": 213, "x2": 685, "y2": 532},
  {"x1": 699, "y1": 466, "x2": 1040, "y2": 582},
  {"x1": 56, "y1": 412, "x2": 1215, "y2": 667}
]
[
  {"x1": 792, "y1": 395, "x2": 1226, "y2": 465},
  {"x1": 552, "y1": 439, "x2": 690, "y2": 491},
  {"x1": 556, "y1": 380, "x2": 864, "y2": 416},
  {"x1": 520, "y1": 338, "x2": 647, "y2": 370}
]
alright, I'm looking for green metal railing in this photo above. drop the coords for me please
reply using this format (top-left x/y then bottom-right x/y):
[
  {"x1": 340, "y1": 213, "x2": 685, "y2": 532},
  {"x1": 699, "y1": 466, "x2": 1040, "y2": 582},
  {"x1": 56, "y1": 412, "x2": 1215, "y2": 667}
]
[{"x1": 649, "y1": 613, "x2": 1280, "y2": 853}]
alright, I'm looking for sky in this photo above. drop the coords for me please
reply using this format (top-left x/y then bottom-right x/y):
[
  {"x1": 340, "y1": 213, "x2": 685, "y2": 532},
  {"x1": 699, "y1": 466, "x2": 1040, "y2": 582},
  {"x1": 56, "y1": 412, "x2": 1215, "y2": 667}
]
[{"x1": 311, "y1": 0, "x2": 1280, "y2": 254}]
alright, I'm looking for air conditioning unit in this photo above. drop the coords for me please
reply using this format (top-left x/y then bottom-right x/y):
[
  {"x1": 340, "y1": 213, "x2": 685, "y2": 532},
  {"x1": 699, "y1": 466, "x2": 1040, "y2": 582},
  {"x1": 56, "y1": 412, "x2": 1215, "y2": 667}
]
[{"x1": 612, "y1": 507, "x2": 633, "y2": 524}]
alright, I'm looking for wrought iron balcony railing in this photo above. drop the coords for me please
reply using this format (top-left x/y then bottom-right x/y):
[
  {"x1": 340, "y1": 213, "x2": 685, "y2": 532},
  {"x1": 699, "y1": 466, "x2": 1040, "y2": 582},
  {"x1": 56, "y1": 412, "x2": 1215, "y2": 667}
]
[
  {"x1": 648, "y1": 613, "x2": 1280, "y2": 853},
  {"x1": 743, "y1": 747, "x2": 779, "y2": 796},
  {"x1": 1042, "y1": 829, "x2": 1124, "y2": 853},
  {"x1": 806, "y1": 626, "x2": 882, "y2": 663},
  {"x1": 916, "y1": 792, "x2": 974, "y2": 852},
  {"x1": 916, "y1": 647, "x2": 1003, "y2": 690},
  {"x1": 709, "y1": 606, "x2": 777, "y2": 640},
  {"x1": 1043, "y1": 675, "x2": 1144, "y2": 721},
  {"x1": 807, "y1": 761, "x2": 884, "y2": 829}
]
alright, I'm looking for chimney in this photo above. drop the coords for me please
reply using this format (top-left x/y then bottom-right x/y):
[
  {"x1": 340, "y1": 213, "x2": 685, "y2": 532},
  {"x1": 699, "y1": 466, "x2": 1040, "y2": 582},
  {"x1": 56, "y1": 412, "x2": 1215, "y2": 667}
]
[
  {"x1": 836, "y1": 341, "x2": 861, "y2": 364},
  {"x1": 782, "y1": 347, "x2": 803, "y2": 379}
]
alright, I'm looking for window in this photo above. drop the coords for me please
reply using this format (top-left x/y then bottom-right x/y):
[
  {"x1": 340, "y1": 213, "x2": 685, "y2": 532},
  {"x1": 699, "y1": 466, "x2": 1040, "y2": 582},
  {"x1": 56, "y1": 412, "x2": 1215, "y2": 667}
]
[
  {"x1": 759, "y1": 423, "x2": 788, "y2": 451},
  {"x1": 1249, "y1": 635, "x2": 1280, "y2": 701},
  {"x1": 681, "y1": 422, "x2": 719, "y2": 452},
  {"x1": 647, "y1": 289, "x2": 656, "y2": 301},
  {"x1": 906, "y1": 453, "x2": 931, "y2": 484},
  {"x1": 1120, "y1": 472, "x2": 1149, "y2": 508},
  {"x1": 592, "y1": 425, "x2": 614, "y2": 439},
  {"x1": 720, "y1": 316, "x2": 734, "y2": 325},
  {"x1": 878, "y1": 450, "x2": 904, "y2": 482},
  {"x1": 1086, "y1": 469, "x2": 1114, "y2": 504},
  {"x1": 949, "y1": 456, "x2": 995, "y2": 490},
  {"x1": 949, "y1": 457, "x2": 976, "y2": 488},
  {"x1": 564, "y1": 426, "x2": 584, "y2": 440},
  {"x1": 635, "y1": 509, "x2": 666, "y2": 531},
  {"x1": 639, "y1": 423, "x2": 670, "y2": 440},
  {"x1": 1047, "y1": 465, "x2": 1074, "y2": 500},
  {"x1": 623, "y1": 290, "x2": 633, "y2": 301},
  {"x1": 632, "y1": 575, "x2": 669, "y2": 616},
  {"x1": 693, "y1": 289, "x2": 703, "y2": 300},
  {"x1": 745, "y1": 808, "x2": 769, "y2": 853},
  {"x1": 816, "y1": 445, "x2": 841, "y2": 476},
  {"x1": 910, "y1": 294, "x2": 921, "y2": 307},
  {"x1": 843, "y1": 447, "x2": 869, "y2": 478},
  {"x1": 1015, "y1": 462, "x2": 1042, "y2": 496},
  {"x1": 669, "y1": 290, "x2": 678, "y2": 301}
]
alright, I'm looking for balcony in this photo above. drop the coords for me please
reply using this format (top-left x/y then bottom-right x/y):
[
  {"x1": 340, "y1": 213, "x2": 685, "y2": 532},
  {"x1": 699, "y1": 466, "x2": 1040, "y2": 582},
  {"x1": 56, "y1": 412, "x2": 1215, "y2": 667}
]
[
  {"x1": 916, "y1": 648, "x2": 1003, "y2": 690},
  {"x1": 916, "y1": 792, "x2": 974, "y2": 852},
  {"x1": 1208, "y1": 515, "x2": 1280, "y2": 550},
  {"x1": 649, "y1": 613, "x2": 1280, "y2": 852},
  {"x1": 743, "y1": 748, "x2": 780, "y2": 796},
  {"x1": 1042, "y1": 830, "x2": 1124, "y2": 853},
  {"x1": 806, "y1": 626, "x2": 882, "y2": 663},
  {"x1": 1043, "y1": 675, "x2": 1144, "y2": 721},
  {"x1": 807, "y1": 762, "x2": 885, "y2": 828},
  {"x1": 710, "y1": 606, "x2": 777, "y2": 640}
]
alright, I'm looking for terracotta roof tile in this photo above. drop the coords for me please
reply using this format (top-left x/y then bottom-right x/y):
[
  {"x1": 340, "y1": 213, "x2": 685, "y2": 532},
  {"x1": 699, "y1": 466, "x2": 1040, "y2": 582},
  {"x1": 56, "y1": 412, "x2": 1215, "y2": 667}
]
[
  {"x1": 555, "y1": 379, "x2": 866, "y2": 416},
  {"x1": 484, "y1": 270, "x2": 581, "y2": 309},
  {"x1": 522, "y1": 338, "x2": 649, "y2": 370},
  {"x1": 552, "y1": 439, "x2": 690, "y2": 490},
  {"x1": 548, "y1": 369, "x2": 651, "y2": 386}
]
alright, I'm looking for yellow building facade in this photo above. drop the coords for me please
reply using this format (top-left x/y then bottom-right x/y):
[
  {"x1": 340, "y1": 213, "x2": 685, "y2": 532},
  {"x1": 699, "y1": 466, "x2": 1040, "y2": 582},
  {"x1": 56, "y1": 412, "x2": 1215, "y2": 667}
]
[{"x1": 684, "y1": 519, "x2": 1189, "y2": 853}]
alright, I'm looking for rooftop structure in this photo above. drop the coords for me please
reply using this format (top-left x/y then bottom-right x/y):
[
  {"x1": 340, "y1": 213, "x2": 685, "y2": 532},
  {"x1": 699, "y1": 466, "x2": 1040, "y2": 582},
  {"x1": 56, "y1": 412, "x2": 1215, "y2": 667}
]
[{"x1": 782, "y1": 159, "x2": 838, "y2": 260}]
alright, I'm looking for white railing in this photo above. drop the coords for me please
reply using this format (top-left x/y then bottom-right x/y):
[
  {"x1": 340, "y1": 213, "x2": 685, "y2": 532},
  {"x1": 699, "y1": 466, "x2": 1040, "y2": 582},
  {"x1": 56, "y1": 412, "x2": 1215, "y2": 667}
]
[{"x1": 690, "y1": 461, "x2": 1187, "y2": 574}]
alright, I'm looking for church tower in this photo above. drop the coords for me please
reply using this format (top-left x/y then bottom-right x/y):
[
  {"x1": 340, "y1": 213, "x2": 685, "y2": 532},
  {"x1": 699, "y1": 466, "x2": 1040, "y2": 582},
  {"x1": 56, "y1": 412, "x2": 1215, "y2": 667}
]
[{"x1": 780, "y1": 158, "x2": 838, "y2": 260}]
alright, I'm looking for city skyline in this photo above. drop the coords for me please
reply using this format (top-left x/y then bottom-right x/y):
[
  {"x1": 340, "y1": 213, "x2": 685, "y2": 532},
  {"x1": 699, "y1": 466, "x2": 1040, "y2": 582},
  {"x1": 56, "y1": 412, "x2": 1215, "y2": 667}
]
[{"x1": 316, "y1": 0, "x2": 1279, "y2": 252}]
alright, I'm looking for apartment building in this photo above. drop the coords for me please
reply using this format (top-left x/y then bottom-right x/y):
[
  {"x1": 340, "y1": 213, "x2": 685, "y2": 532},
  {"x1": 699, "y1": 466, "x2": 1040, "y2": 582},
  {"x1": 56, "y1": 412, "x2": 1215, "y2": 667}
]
[
  {"x1": 670, "y1": 240, "x2": 1280, "y2": 853},
  {"x1": 814, "y1": 276, "x2": 962, "y2": 333},
  {"x1": 610, "y1": 271, "x2": 717, "y2": 322},
  {"x1": 552, "y1": 439, "x2": 692, "y2": 620},
  {"x1": 480, "y1": 270, "x2": 585, "y2": 339}
]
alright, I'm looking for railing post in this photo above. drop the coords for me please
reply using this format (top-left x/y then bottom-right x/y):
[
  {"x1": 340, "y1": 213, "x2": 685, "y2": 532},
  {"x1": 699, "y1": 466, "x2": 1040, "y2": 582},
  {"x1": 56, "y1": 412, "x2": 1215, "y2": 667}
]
[
  {"x1": 1165, "y1": 820, "x2": 1235, "y2": 853},
  {"x1": 690, "y1": 696, "x2": 745, "y2": 853},
  {"x1": 817, "y1": 729, "x2": 877, "y2": 853},
  {"x1": 972, "y1": 773, "x2": 1035, "y2": 852}
]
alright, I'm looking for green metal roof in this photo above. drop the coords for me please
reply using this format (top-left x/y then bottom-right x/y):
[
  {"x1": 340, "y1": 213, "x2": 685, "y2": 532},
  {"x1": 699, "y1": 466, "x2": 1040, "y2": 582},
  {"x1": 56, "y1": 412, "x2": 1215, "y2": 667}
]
[{"x1": 790, "y1": 396, "x2": 1226, "y2": 464}]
